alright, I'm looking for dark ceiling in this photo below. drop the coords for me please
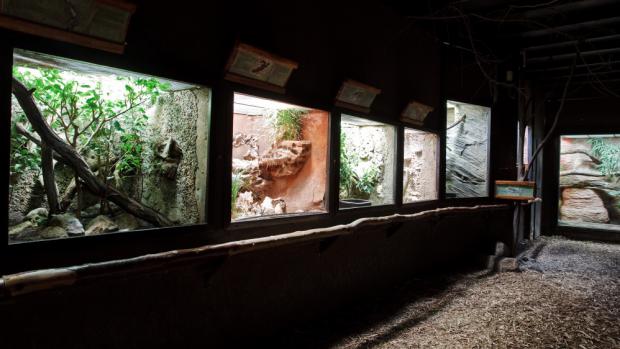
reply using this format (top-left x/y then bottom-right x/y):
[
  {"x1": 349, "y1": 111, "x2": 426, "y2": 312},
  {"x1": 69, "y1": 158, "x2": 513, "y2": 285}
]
[{"x1": 386, "y1": 0, "x2": 620, "y2": 98}]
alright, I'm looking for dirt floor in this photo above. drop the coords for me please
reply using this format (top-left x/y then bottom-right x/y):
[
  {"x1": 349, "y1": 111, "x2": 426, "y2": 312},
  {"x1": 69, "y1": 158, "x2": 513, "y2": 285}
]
[{"x1": 270, "y1": 236, "x2": 620, "y2": 348}]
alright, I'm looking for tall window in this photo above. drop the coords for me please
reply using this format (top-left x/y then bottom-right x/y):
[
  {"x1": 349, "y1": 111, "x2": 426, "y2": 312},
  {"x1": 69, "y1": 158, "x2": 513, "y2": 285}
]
[
  {"x1": 559, "y1": 134, "x2": 620, "y2": 231},
  {"x1": 231, "y1": 93, "x2": 328, "y2": 221},
  {"x1": 403, "y1": 128, "x2": 438, "y2": 203},
  {"x1": 339, "y1": 114, "x2": 395, "y2": 208},
  {"x1": 445, "y1": 100, "x2": 490, "y2": 198},
  {"x1": 9, "y1": 49, "x2": 210, "y2": 243}
]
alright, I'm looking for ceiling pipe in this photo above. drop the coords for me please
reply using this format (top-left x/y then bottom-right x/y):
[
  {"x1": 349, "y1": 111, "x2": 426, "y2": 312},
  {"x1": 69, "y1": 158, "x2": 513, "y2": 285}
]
[
  {"x1": 518, "y1": 16, "x2": 620, "y2": 39},
  {"x1": 523, "y1": 34, "x2": 620, "y2": 53},
  {"x1": 519, "y1": 0, "x2": 620, "y2": 19},
  {"x1": 526, "y1": 47, "x2": 620, "y2": 64},
  {"x1": 524, "y1": 60, "x2": 620, "y2": 73}
]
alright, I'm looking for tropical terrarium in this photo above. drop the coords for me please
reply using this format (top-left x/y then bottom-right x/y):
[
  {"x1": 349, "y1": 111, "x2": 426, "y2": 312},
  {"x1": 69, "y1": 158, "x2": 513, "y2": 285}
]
[
  {"x1": 559, "y1": 134, "x2": 620, "y2": 231},
  {"x1": 339, "y1": 114, "x2": 395, "y2": 208},
  {"x1": 231, "y1": 93, "x2": 328, "y2": 221},
  {"x1": 8, "y1": 49, "x2": 210, "y2": 243}
]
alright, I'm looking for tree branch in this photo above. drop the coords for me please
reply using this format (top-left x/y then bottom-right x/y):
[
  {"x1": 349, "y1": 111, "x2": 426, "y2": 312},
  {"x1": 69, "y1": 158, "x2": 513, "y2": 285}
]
[{"x1": 12, "y1": 77, "x2": 172, "y2": 227}]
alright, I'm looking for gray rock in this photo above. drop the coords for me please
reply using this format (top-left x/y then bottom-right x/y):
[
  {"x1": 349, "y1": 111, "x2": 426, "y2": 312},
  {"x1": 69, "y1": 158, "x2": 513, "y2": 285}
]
[
  {"x1": 8, "y1": 212, "x2": 25, "y2": 226},
  {"x1": 9, "y1": 220, "x2": 35, "y2": 238},
  {"x1": 114, "y1": 213, "x2": 140, "y2": 231},
  {"x1": 25, "y1": 207, "x2": 48, "y2": 222},
  {"x1": 49, "y1": 213, "x2": 85, "y2": 237},
  {"x1": 496, "y1": 257, "x2": 519, "y2": 273},
  {"x1": 85, "y1": 215, "x2": 119, "y2": 235},
  {"x1": 39, "y1": 226, "x2": 68, "y2": 239}
]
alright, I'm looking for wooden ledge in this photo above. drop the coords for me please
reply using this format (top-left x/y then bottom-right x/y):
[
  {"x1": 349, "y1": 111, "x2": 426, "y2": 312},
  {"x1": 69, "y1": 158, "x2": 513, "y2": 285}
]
[{"x1": 0, "y1": 204, "x2": 509, "y2": 299}]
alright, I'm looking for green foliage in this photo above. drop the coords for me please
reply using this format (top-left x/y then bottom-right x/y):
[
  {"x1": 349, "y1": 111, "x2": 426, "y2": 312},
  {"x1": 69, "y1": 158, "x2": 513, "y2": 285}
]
[
  {"x1": 339, "y1": 132, "x2": 381, "y2": 199},
  {"x1": 12, "y1": 65, "x2": 170, "y2": 177},
  {"x1": 589, "y1": 137, "x2": 620, "y2": 178},
  {"x1": 231, "y1": 172, "x2": 248, "y2": 215},
  {"x1": 272, "y1": 108, "x2": 305, "y2": 141},
  {"x1": 10, "y1": 127, "x2": 40, "y2": 174}
]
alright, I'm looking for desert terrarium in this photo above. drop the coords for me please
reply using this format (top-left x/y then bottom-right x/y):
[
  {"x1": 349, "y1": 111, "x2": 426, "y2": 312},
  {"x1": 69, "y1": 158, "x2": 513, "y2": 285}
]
[
  {"x1": 339, "y1": 114, "x2": 395, "y2": 208},
  {"x1": 559, "y1": 134, "x2": 620, "y2": 231},
  {"x1": 231, "y1": 93, "x2": 328, "y2": 221},
  {"x1": 8, "y1": 49, "x2": 210, "y2": 243},
  {"x1": 445, "y1": 100, "x2": 490, "y2": 198},
  {"x1": 403, "y1": 128, "x2": 438, "y2": 203}
]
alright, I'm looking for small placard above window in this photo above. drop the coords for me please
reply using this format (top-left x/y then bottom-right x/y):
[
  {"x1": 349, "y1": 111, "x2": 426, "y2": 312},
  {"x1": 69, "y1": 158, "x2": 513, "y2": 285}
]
[
  {"x1": 495, "y1": 181, "x2": 535, "y2": 201},
  {"x1": 401, "y1": 101, "x2": 434, "y2": 126},
  {"x1": 225, "y1": 43, "x2": 299, "y2": 93},
  {"x1": 335, "y1": 79, "x2": 381, "y2": 114},
  {"x1": 0, "y1": 0, "x2": 135, "y2": 53}
]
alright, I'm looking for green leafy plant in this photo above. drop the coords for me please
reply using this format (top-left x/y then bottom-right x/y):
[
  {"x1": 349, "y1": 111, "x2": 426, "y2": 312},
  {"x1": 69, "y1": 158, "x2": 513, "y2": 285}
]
[
  {"x1": 271, "y1": 108, "x2": 305, "y2": 141},
  {"x1": 339, "y1": 132, "x2": 381, "y2": 199},
  {"x1": 231, "y1": 172, "x2": 249, "y2": 216},
  {"x1": 589, "y1": 137, "x2": 620, "y2": 178}
]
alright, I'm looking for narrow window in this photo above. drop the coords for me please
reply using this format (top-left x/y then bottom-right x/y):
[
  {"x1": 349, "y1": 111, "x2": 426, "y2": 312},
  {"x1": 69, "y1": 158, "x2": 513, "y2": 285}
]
[
  {"x1": 559, "y1": 134, "x2": 620, "y2": 231},
  {"x1": 9, "y1": 49, "x2": 210, "y2": 243},
  {"x1": 445, "y1": 100, "x2": 490, "y2": 198},
  {"x1": 339, "y1": 114, "x2": 396, "y2": 208},
  {"x1": 231, "y1": 93, "x2": 328, "y2": 221},
  {"x1": 403, "y1": 128, "x2": 438, "y2": 203}
]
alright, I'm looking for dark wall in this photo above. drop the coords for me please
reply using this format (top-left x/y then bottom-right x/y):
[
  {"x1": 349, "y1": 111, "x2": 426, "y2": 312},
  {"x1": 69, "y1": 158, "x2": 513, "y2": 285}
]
[
  {"x1": 0, "y1": 206, "x2": 512, "y2": 348},
  {"x1": 0, "y1": 2, "x2": 519, "y2": 346}
]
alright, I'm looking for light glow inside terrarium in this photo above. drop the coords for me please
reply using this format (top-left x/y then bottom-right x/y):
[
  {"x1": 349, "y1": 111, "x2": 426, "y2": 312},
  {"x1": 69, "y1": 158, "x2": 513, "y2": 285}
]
[
  {"x1": 559, "y1": 134, "x2": 620, "y2": 231},
  {"x1": 231, "y1": 93, "x2": 329, "y2": 221},
  {"x1": 339, "y1": 115, "x2": 395, "y2": 208},
  {"x1": 8, "y1": 49, "x2": 210, "y2": 243},
  {"x1": 403, "y1": 128, "x2": 438, "y2": 203}
]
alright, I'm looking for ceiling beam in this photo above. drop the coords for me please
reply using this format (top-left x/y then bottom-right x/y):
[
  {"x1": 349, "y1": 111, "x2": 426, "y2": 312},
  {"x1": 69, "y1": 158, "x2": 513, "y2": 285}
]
[
  {"x1": 523, "y1": 34, "x2": 620, "y2": 53},
  {"x1": 526, "y1": 47, "x2": 620, "y2": 64},
  {"x1": 520, "y1": 0, "x2": 620, "y2": 19}
]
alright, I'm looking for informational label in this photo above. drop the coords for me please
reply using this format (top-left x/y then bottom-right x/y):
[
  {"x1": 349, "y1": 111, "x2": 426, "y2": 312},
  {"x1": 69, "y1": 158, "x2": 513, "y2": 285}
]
[
  {"x1": 335, "y1": 80, "x2": 381, "y2": 109},
  {"x1": 401, "y1": 101, "x2": 434, "y2": 126},
  {"x1": 0, "y1": 0, "x2": 135, "y2": 43},
  {"x1": 227, "y1": 44, "x2": 298, "y2": 89},
  {"x1": 495, "y1": 181, "x2": 535, "y2": 200}
]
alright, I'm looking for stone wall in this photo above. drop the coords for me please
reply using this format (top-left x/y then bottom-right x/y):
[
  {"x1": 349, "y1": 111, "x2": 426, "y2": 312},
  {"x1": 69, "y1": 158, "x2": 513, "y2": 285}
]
[
  {"x1": 446, "y1": 102, "x2": 490, "y2": 198},
  {"x1": 141, "y1": 88, "x2": 210, "y2": 225},
  {"x1": 232, "y1": 110, "x2": 328, "y2": 215},
  {"x1": 559, "y1": 136, "x2": 620, "y2": 226},
  {"x1": 403, "y1": 129, "x2": 438, "y2": 202},
  {"x1": 341, "y1": 123, "x2": 396, "y2": 205}
]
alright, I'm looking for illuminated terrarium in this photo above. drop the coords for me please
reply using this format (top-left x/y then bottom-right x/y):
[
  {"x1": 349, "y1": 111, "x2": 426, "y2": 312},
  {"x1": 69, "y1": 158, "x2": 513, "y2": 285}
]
[
  {"x1": 231, "y1": 93, "x2": 328, "y2": 221},
  {"x1": 339, "y1": 114, "x2": 395, "y2": 208},
  {"x1": 8, "y1": 49, "x2": 210, "y2": 243},
  {"x1": 559, "y1": 134, "x2": 620, "y2": 231},
  {"x1": 403, "y1": 128, "x2": 438, "y2": 203}
]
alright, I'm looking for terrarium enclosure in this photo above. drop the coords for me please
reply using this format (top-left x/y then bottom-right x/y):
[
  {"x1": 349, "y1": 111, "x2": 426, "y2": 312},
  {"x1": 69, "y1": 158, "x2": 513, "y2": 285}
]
[
  {"x1": 403, "y1": 128, "x2": 438, "y2": 203},
  {"x1": 8, "y1": 49, "x2": 210, "y2": 243},
  {"x1": 339, "y1": 115, "x2": 395, "y2": 208},
  {"x1": 559, "y1": 135, "x2": 620, "y2": 231},
  {"x1": 445, "y1": 100, "x2": 490, "y2": 198},
  {"x1": 231, "y1": 93, "x2": 328, "y2": 221}
]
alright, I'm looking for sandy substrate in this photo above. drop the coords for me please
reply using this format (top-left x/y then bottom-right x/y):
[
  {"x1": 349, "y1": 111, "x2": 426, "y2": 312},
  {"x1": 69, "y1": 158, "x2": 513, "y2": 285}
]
[{"x1": 270, "y1": 236, "x2": 620, "y2": 348}]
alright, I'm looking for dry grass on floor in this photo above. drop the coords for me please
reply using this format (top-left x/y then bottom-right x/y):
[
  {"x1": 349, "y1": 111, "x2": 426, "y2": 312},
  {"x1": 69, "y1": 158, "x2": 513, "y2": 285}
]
[{"x1": 274, "y1": 237, "x2": 620, "y2": 349}]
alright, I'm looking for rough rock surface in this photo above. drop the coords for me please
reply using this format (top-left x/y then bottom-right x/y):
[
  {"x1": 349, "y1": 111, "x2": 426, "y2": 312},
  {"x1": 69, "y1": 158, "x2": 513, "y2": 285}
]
[
  {"x1": 259, "y1": 141, "x2": 311, "y2": 178},
  {"x1": 445, "y1": 102, "x2": 490, "y2": 197},
  {"x1": 85, "y1": 215, "x2": 119, "y2": 235},
  {"x1": 48, "y1": 213, "x2": 85, "y2": 236},
  {"x1": 25, "y1": 207, "x2": 48, "y2": 222},
  {"x1": 114, "y1": 213, "x2": 141, "y2": 231},
  {"x1": 39, "y1": 226, "x2": 68, "y2": 239},
  {"x1": 403, "y1": 129, "x2": 438, "y2": 202},
  {"x1": 9, "y1": 220, "x2": 36, "y2": 239},
  {"x1": 560, "y1": 188, "x2": 609, "y2": 223}
]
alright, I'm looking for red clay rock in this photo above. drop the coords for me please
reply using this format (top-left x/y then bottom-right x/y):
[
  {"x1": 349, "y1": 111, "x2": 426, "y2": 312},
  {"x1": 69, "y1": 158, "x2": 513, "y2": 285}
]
[{"x1": 560, "y1": 188, "x2": 609, "y2": 223}]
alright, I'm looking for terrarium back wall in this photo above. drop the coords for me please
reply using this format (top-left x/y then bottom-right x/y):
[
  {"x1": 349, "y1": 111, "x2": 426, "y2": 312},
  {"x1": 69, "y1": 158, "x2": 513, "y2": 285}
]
[
  {"x1": 445, "y1": 101, "x2": 490, "y2": 198},
  {"x1": 9, "y1": 50, "x2": 209, "y2": 243},
  {"x1": 231, "y1": 94, "x2": 328, "y2": 220},
  {"x1": 403, "y1": 129, "x2": 438, "y2": 203},
  {"x1": 559, "y1": 135, "x2": 620, "y2": 230},
  {"x1": 339, "y1": 115, "x2": 395, "y2": 207}
]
